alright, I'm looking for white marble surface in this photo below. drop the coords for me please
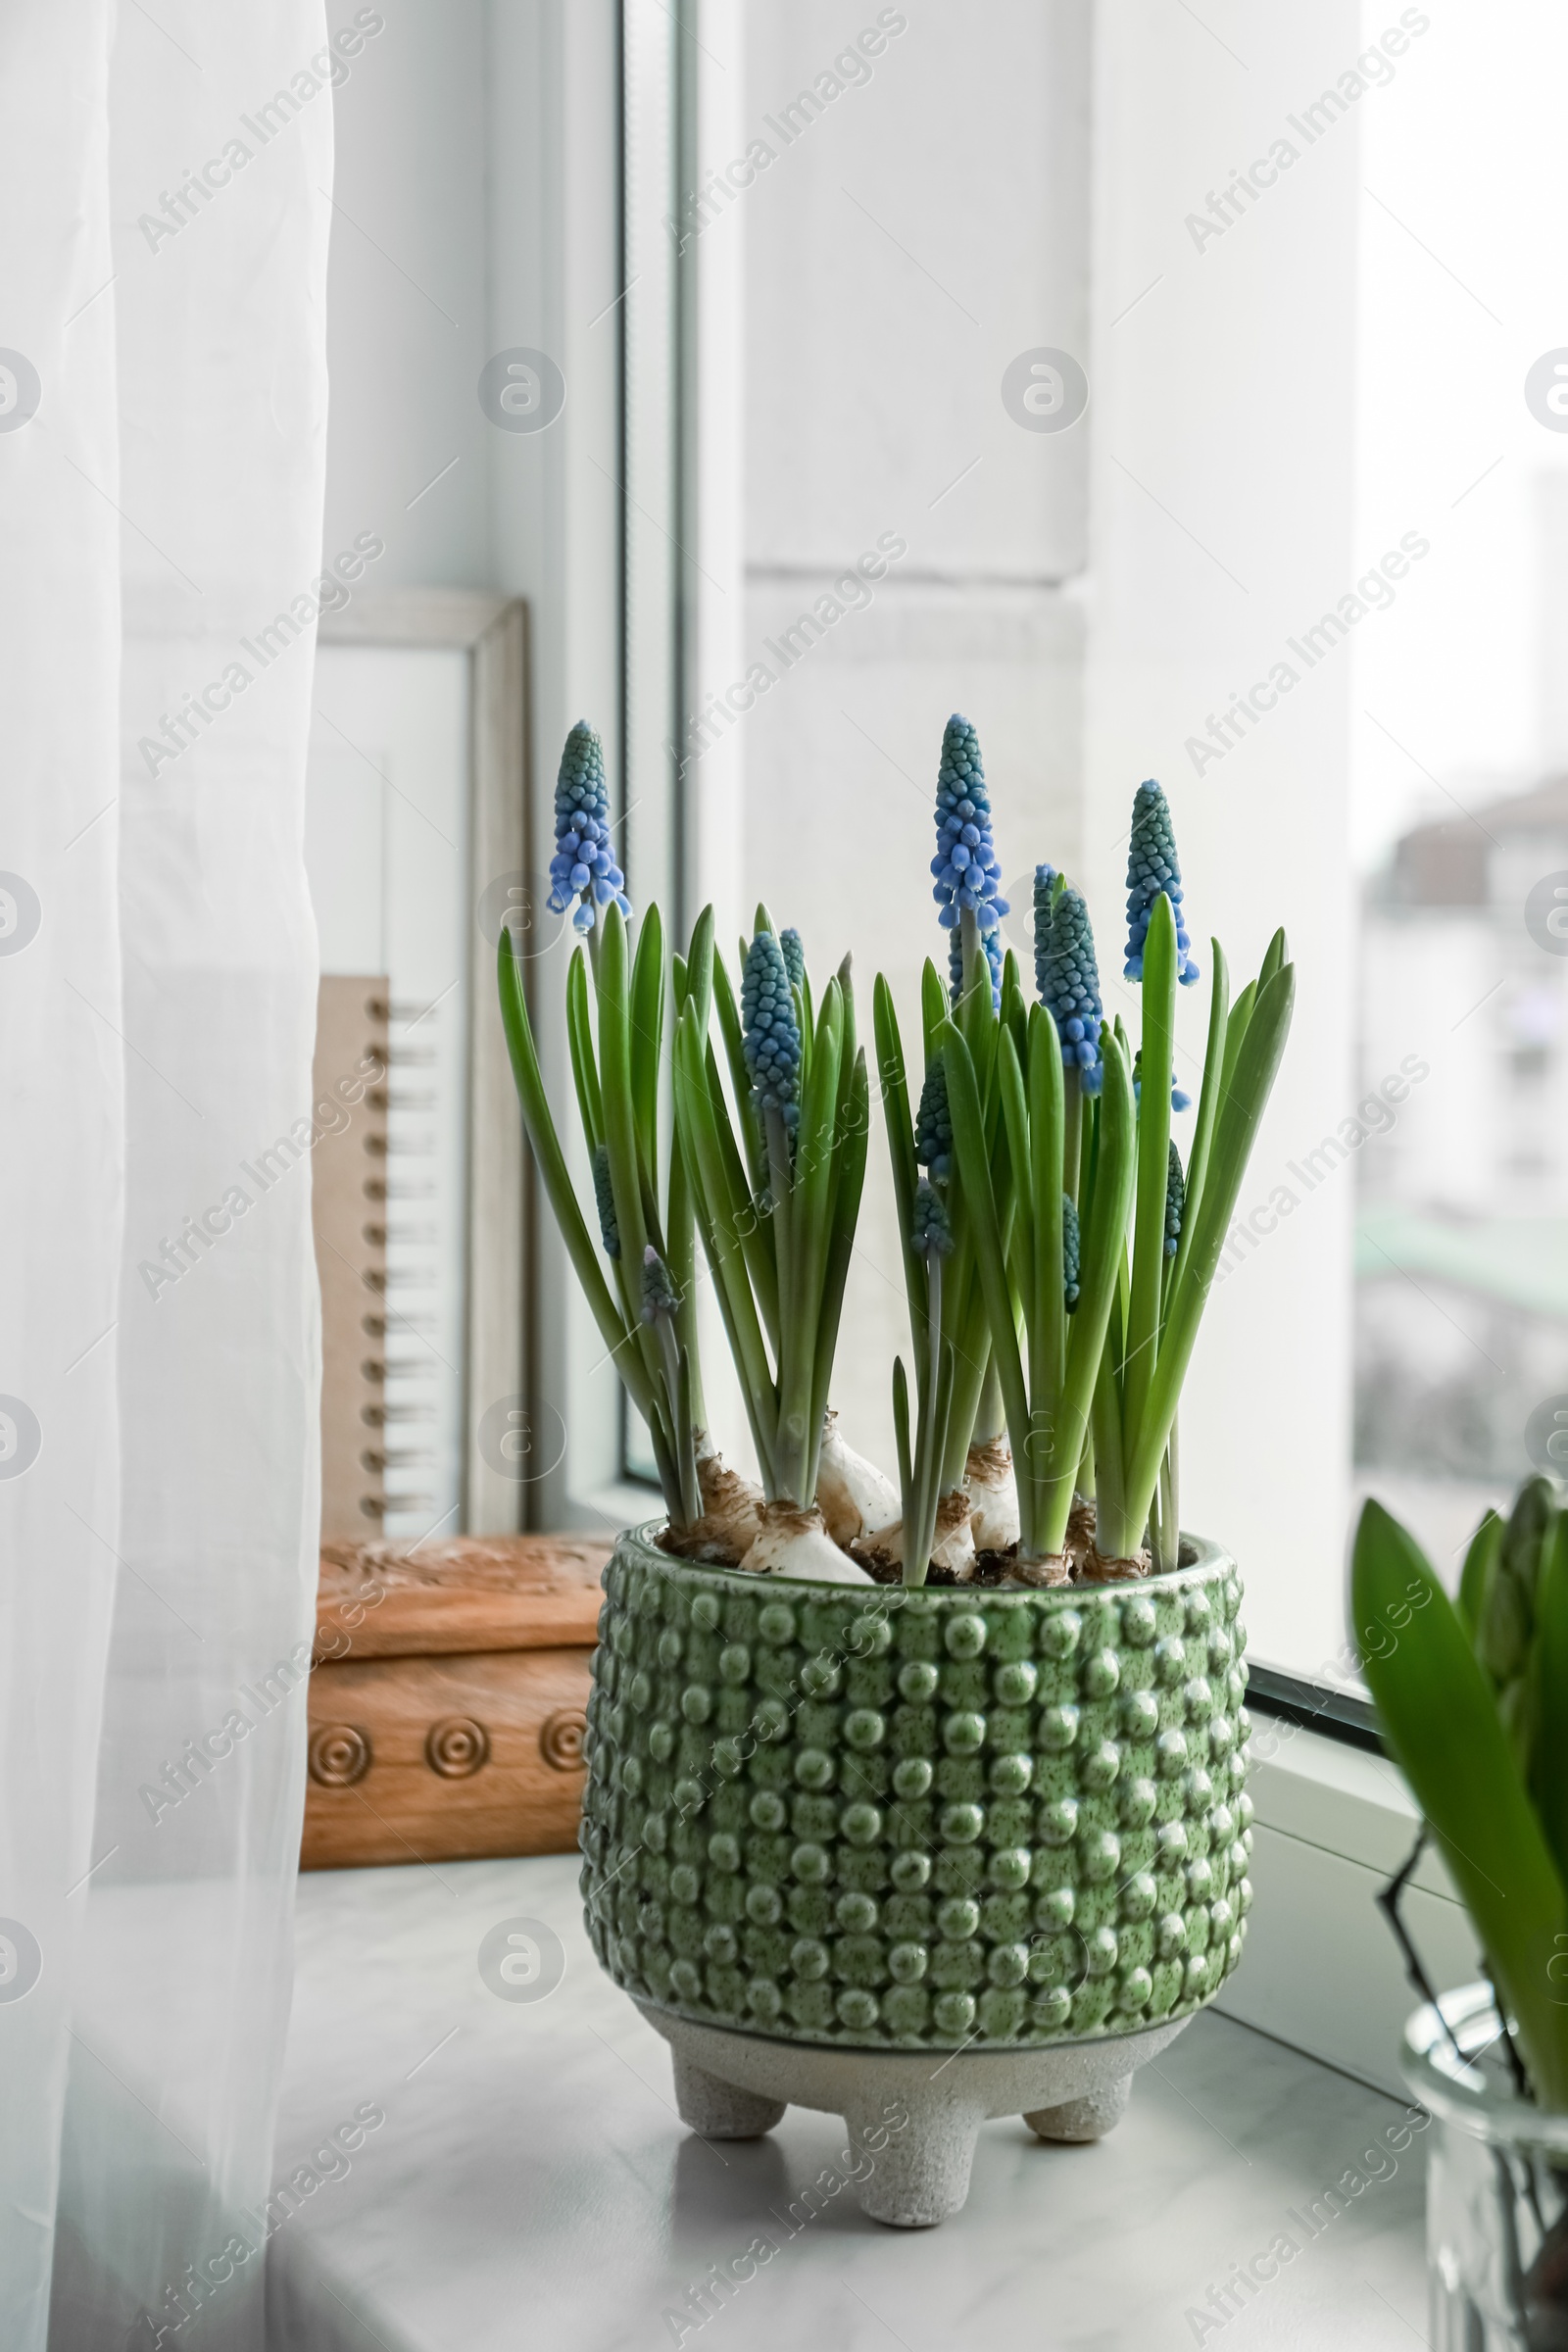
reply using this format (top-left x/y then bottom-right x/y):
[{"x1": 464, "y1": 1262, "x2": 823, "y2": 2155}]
[{"x1": 269, "y1": 1855, "x2": 1430, "y2": 2352}]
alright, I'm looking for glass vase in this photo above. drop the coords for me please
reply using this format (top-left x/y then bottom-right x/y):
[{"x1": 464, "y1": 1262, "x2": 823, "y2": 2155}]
[{"x1": 1404, "y1": 1984, "x2": 1568, "y2": 2351}]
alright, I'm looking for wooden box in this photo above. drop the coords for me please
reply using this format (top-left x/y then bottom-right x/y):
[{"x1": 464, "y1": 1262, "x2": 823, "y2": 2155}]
[{"x1": 302, "y1": 1535, "x2": 612, "y2": 1870}]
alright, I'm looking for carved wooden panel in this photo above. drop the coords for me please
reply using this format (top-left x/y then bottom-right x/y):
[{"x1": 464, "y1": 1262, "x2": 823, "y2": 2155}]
[
  {"x1": 300, "y1": 1644, "x2": 592, "y2": 1869},
  {"x1": 312, "y1": 976, "x2": 390, "y2": 1539}
]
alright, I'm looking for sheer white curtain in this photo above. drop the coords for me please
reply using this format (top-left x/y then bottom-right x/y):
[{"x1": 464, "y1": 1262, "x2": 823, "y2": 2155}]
[{"x1": 1, "y1": 5, "x2": 332, "y2": 2345}]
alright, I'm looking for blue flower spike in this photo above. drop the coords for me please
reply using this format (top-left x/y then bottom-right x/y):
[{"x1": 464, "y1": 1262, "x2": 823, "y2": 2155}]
[
  {"x1": 591, "y1": 1142, "x2": 620, "y2": 1259},
  {"x1": 1124, "y1": 779, "x2": 1200, "y2": 987},
  {"x1": 546, "y1": 721, "x2": 632, "y2": 937},
  {"x1": 911, "y1": 1177, "x2": 955, "y2": 1261},
  {"x1": 1037, "y1": 877, "x2": 1104, "y2": 1097},
  {"x1": 780, "y1": 927, "x2": 807, "y2": 991},
  {"x1": 1032, "y1": 864, "x2": 1057, "y2": 1000},
  {"x1": 932, "y1": 714, "x2": 1007, "y2": 1006},
  {"x1": 741, "y1": 929, "x2": 802, "y2": 1132},
  {"x1": 914, "y1": 1057, "x2": 955, "y2": 1180},
  {"x1": 1165, "y1": 1140, "x2": 1186, "y2": 1258},
  {"x1": 1062, "y1": 1192, "x2": 1081, "y2": 1309},
  {"x1": 1132, "y1": 1045, "x2": 1192, "y2": 1117},
  {"x1": 947, "y1": 925, "x2": 1002, "y2": 1010},
  {"x1": 640, "y1": 1244, "x2": 680, "y2": 1324}
]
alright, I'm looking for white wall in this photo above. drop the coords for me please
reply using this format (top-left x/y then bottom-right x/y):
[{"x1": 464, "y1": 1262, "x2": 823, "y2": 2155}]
[
  {"x1": 1085, "y1": 1, "x2": 1362, "y2": 1672},
  {"x1": 709, "y1": 0, "x2": 1094, "y2": 1478}
]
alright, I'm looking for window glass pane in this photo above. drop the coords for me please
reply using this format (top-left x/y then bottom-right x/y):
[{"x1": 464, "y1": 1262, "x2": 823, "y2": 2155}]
[{"x1": 1351, "y1": 1, "x2": 1568, "y2": 1586}]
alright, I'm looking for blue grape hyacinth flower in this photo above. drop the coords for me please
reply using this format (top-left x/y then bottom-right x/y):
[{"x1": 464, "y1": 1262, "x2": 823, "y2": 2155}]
[
  {"x1": 1165, "y1": 1139, "x2": 1186, "y2": 1258},
  {"x1": 1062, "y1": 1192, "x2": 1081, "y2": 1309},
  {"x1": 780, "y1": 926, "x2": 807, "y2": 991},
  {"x1": 591, "y1": 1142, "x2": 620, "y2": 1260},
  {"x1": 1132, "y1": 1046, "x2": 1192, "y2": 1117},
  {"x1": 547, "y1": 721, "x2": 631, "y2": 936},
  {"x1": 1037, "y1": 877, "x2": 1104, "y2": 1097},
  {"x1": 1032, "y1": 864, "x2": 1057, "y2": 1000},
  {"x1": 911, "y1": 1176, "x2": 955, "y2": 1261},
  {"x1": 1124, "y1": 779, "x2": 1200, "y2": 986},
  {"x1": 947, "y1": 924, "x2": 1003, "y2": 1011},
  {"x1": 741, "y1": 930, "x2": 802, "y2": 1131},
  {"x1": 914, "y1": 1056, "x2": 954, "y2": 1181},
  {"x1": 932, "y1": 713, "x2": 1008, "y2": 943}
]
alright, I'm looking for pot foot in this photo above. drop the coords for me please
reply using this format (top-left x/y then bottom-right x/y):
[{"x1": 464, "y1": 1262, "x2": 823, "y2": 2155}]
[
  {"x1": 842, "y1": 2096, "x2": 984, "y2": 2229},
  {"x1": 669, "y1": 2050, "x2": 785, "y2": 2140},
  {"x1": 1024, "y1": 2074, "x2": 1132, "y2": 2144}
]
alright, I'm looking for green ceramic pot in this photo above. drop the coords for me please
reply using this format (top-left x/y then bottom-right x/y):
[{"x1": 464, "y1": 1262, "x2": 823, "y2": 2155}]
[{"x1": 579, "y1": 1522, "x2": 1252, "y2": 2052}]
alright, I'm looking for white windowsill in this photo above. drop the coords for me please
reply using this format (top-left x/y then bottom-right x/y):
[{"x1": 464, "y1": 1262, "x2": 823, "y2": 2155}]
[{"x1": 1220, "y1": 1710, "x2": 1479, "y2": 2098}]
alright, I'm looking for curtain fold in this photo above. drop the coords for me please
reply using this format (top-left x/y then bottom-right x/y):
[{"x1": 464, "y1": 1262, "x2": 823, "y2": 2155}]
[{"x1": 2, "y1": 6, "x2": 333, "y2": 2346}]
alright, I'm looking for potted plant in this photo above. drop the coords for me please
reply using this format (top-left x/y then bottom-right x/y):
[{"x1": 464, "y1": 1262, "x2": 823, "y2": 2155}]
[
  {"x1": 1353, "y1": 1482, "x2": 1568, "y2": 2342},
  {"x1": 498, "y1": 715, "x2": 1294, "y2": 2225}
]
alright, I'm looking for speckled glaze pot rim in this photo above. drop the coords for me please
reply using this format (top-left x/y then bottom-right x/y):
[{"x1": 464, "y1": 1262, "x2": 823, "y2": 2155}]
[
  {"x1": 581, "y1": 1522, "x2": 1251, "y2": 2055},
  {"x1": 621, "y1": 1518, "x2": 1235, "y2": 1598}
]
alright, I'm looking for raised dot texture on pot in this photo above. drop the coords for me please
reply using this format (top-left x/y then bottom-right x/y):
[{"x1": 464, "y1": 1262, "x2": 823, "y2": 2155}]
[
  {"x1": 1081, "y1": 1648, "x2": 1120, "y2": 1699},
  {"x1": 1038, "y1": 1608, "x2": 1081, "y2": 1659},
  {"x1": 1080, "y1": 1832, "x2": 1121, "y2": 1883},
  {"x1": 994, "y1": 1660, "x2": 1038, "y2": 1704},
  {"x1": 944, "y1": 1612, "x2": 987, "y2": 1659},
  {"x1": 1120, "y1": 1596, "x2": 1157, "y2": 1646}
]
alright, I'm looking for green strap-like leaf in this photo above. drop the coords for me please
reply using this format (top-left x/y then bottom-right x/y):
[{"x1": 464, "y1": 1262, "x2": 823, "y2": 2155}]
[
  {"x1": 779, "y1": 982, "x2": 845, "y2": 1492},
  {"x1": 1457, "y1": 1508, "x2": 1503, "y2": 1639},
  {"x1": 496, "y1": 931, "x2": 654, "y2": 1420},
  {"x1": 712, "y1": 951, "x2": 766, "y2": 1199},
  {"x1": 1026, "y1": 1006, "x2": 1066, "y2": 1523},
  {"x1": 1173, "y1": 939, "x2": 1229, "y2": 1289},
  {"x1": 997, "y1": 1027, "x2": 1033, "y2": 1349},
  {"x1": 1533, "y1": 1515, "x2": 1568, "y2": 1900},
  {"x1": 873, "y1": 974, "x2": 926, "y2": 1395},
  {"x1": 1055, "y1": 1028, "x2": 1136, "y2": 1553},
  {"x1": 594, "y1": 904, "x2": 662, "y2": 1394},
  {"x1": 683, "y1": 905, "x2": 715, "y2": 1037},
  {"x1": 1126, "y1": 962, "x2": 1294, "y2": 1521},
  {"x1": 810, "y1": 1048, "x2": 869, "y2": 1474},
  {"x1": 629, "y1": 904, "x2": 664, "y2": 1187},
  {"x1": 920, "y1": 957, "x2": 947, "y2": 1054},
  {"x1": 1353, "y1": 1499, "x2": 1568, "y2": 2109},
  {"x1": 672, "y1": 1004, "x2": 778, "y2": 1481},
  {"x1": 942, "y1": 1018, "x2": 1034, "y2": 1553},
  {"x1": 1124, "y1": 894, "x2": 1175, "y2": 1458},
  {"x1": 564, "y1": 946, "x2": 605, "y2": 1156}
]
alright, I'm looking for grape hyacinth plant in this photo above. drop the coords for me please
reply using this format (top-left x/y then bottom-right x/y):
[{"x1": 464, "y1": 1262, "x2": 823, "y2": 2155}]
[
  {"x1": 546, "y1": 720, "x2": 631, "y2": 938},
  {"x1": 1036, "y1": 869, "x2": 1105, "y2": 1198},
  {"x1": 501, "y1": 717, "x2": 1292, "y2": 1590},
  {"x1": 940, "y1": 764, "x2": 1291, "y2": 1583},
  {"x1": 1354, "y1": 1480, "x2": 1568, "y2": 2110},
  {"x1": 500, "y1": 880, "x2": 712, "y2": 1534},
  {"x1": 932, "y1": 713, "x2": 1007, "y2": 1005},
  {"x1": 671, "y1": 909, "x2": 875, "y2": 1580},
  {"x1": 1124, "y1": 778, "x2": 1200, "y2": 986}
]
